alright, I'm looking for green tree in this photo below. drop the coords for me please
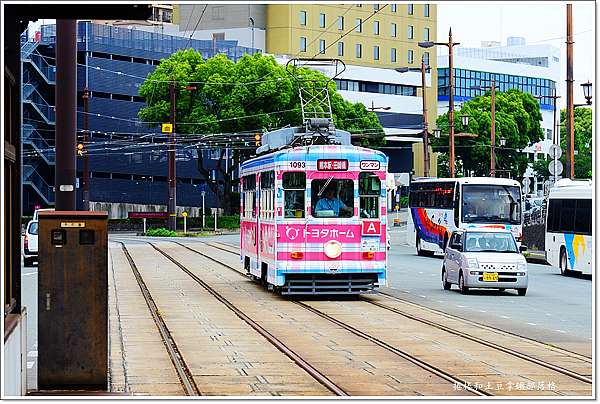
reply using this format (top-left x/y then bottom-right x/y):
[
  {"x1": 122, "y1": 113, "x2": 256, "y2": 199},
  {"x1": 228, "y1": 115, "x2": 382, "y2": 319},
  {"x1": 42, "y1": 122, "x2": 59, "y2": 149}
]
[
  {"x1": 138, "y1": 51, "x2": 383, "y2": 213},
  {"x1": 435, "y1": 88, "x2": 544, "y2": 178},
  {"x1": 559, "y1": 107, "x2": 592, "y2": 178}
]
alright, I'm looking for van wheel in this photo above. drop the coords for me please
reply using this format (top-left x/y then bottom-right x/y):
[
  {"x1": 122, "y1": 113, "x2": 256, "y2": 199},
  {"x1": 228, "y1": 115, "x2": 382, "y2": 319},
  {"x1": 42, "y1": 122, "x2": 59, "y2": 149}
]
[
  {"x1": 459, "y1": 271, "x2": 469, "y2": 294},
  {"x1": 559, "y1": 248, "x2": 569, "y2": 276},
  {"x1": 517, "y1": 288, "x2": 527, "y2": 296},
  {"x1": 442, "y1": 267, "x2": 451, "y2": 290}
]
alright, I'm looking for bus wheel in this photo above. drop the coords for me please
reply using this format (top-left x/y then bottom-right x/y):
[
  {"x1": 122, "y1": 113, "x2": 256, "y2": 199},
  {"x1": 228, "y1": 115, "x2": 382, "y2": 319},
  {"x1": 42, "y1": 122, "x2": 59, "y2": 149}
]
[
  {"x1": 416, "y1": 235, "x2": 426, "y2": 256},
  {"x1": 559, "y1": 248, "x2": 569, "y2": 276}
]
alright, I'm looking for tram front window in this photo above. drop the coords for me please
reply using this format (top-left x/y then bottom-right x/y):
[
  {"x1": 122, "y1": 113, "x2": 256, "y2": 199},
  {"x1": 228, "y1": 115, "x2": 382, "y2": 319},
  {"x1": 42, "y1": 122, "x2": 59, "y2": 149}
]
[
  {"x1": 311, "y1": 178, "x2": 354, "y2": 218},
  {"x1": 283, "y1": 172, "x2": 306, "y2": 218}
]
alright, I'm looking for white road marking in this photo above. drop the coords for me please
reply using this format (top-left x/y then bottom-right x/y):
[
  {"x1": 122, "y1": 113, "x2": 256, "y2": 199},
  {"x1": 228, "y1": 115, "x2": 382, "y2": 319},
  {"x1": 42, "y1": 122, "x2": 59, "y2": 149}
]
[
  {"x1": 478, "y1": 310, "x2": 487, "y2": 313},
  {"x1": 419, "y1": 295, "x2": 427, "y2": 298},
  {"x1": 555, "y1": 329, "x2": 566, "y2": 333},
  {"x1": 28, "y1": 351, "x2": 38, "y2": 357},
  {"x1": 527, "y1": 322, "x2": 537, "y2": 326},
  {"x1": 456, "y1": 305, "x2": 466, "y2": 308},
  {"x1": 27, "y1": 361, "x2": 34, "y2": 369},
  {"x1": 545, "y1": 313, "x2": 552, "y2": 316},
  {"x1": 500, "y1": 315, "x2": 511, "y2": 319}
]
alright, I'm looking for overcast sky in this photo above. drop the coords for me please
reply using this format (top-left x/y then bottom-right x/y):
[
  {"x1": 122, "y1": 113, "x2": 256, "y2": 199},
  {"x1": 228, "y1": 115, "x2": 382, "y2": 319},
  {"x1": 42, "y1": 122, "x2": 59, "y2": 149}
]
[{"x1": 437, "y1": 1, "x2": 595, "y2": 109}]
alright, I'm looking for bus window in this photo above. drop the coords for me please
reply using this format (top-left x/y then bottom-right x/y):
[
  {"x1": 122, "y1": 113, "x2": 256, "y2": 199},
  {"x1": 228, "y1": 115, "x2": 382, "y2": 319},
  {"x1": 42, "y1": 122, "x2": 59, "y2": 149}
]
[
  {"x1": 359, "y1": 172, "x2": 380, "y2": 218},
  {"x1": 462, "y1": 185, "x2": 521, "y2": 225},
  {"x1": 283, "y1": 172, "x2": 305, "y2": 218},
  {"x1": 311, "y1": 178, "x2": 354, "y2": 218}
]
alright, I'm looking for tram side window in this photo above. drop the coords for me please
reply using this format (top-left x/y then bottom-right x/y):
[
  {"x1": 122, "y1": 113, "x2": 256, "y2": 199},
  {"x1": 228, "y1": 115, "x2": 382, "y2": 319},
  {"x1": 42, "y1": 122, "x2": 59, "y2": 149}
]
[
  {"x1": 242, "y1": 174, "x2": 256, "y2": 219},
  {"x1": 283, "y1": 172, "x2": 306, "y2": 218},
  {"x1": 359, "y1": 172, "x2": 380, "y2": 218},
  {"x1": 260, "y1": 171, "x2": 275, "y2": 220},
  {"x1": 311, "y1": 178, "x2": 354, "y2": 218}
]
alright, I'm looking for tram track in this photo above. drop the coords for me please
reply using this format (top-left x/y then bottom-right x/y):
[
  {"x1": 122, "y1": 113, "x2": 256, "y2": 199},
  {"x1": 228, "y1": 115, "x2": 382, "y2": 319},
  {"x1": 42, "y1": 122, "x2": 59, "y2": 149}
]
[
  {"x1": 188, "y1": 240, "x2": 592, "y2": 390},
  {"x1": 119, "y1": 242, "x2": 200, "y2": 396},
  {"x1": 172, "y1": 241, "x2": 488, "y2": 396},
  {"x1": 202, "y1": 240, "x2": 592, "y2": 367},
  {"x1": 146, "y1": 242, "x2": 348, "y2": 396}
]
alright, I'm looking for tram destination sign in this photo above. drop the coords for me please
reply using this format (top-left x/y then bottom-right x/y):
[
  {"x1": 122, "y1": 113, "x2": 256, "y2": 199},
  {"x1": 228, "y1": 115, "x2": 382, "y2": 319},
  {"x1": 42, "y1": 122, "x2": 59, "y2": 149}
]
[{"x1": 317, "y1": 159, "x2": 348, "y2": 171}]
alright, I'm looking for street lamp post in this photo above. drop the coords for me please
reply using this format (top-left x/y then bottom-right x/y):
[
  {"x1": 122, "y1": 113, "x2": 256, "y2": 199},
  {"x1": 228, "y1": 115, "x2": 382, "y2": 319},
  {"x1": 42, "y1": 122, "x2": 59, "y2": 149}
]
[
  {"x1": 396, "y1": 57, "x2": 431, "y2": 176},
  {"x1": 419, "y1": 28, "x2": 460, "y2": 177}
]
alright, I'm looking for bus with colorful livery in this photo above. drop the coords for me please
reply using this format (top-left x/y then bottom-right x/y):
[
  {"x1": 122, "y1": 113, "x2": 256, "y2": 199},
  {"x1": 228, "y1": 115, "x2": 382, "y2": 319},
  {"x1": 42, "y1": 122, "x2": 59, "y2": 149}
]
[
  {"x1": 239, "y1": 125, "x2": 388, "y2": 295},
  {"x1": 407, "y1": 177, "x2": 522, "y2": 256},
  {"x1": 545, "y1": 179, "x2": 592, "y2": 276}
]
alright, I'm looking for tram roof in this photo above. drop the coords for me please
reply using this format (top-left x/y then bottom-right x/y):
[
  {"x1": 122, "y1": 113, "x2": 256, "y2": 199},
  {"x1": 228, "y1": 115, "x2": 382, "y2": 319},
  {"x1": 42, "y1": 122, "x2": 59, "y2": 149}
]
[{"x1": 241, "y1": 144, "x2": 388, "y2": 171}]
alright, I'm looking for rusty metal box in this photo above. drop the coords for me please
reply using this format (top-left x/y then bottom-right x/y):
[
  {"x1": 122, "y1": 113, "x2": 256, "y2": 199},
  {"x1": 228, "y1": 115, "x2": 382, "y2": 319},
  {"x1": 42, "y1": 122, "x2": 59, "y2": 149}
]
[{"x1": 38, "y1": 211, "x2": 108, "y2": 390}]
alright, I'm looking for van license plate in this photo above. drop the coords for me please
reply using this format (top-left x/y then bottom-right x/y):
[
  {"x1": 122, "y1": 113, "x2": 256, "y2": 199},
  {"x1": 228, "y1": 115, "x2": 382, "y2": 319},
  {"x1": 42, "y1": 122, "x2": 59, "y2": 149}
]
[{"x1": 483, "y1": 272, "x2": 499, "y2": 282}]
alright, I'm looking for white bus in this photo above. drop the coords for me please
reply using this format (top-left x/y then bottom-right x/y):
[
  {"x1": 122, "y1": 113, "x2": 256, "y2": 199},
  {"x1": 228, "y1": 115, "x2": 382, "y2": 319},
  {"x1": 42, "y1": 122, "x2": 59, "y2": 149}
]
[
  {"x1": 407, "y1": 177, "x2": 523, "y2": 256},
  {"x1": 545, "y1": 179, "x2": 592, "y2": 276}
]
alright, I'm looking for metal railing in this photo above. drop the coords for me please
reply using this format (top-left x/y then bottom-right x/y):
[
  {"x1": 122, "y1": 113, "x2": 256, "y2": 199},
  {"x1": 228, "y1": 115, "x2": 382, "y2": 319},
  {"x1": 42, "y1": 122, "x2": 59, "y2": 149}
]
[
  {"x1": 23, "y1": 86, "x2": 55, "y2": 124},
  {"x1": 20, "y1": 40, "x2": 39, "y2": 60},
  {"x1": 22, "y1": 125, "x2": 55, "y2": 165},
  {"x1": 23, "y1": 164, "x2": 54, "y2": 205},
  {"x1": 24, "y1": 51, "x2": 56, "y2": 84}
]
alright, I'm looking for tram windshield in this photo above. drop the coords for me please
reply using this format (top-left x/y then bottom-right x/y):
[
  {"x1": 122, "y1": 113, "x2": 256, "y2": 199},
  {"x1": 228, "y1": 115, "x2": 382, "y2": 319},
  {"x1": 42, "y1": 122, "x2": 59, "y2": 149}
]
[{"x1": 311, "y1": 178, "x2": 354, "y2": 218}]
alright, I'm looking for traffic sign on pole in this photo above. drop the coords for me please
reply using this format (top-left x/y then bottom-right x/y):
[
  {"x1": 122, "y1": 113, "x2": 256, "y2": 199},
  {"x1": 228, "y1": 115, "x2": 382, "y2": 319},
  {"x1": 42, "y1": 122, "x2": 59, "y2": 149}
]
[
  {"x1": 549, "y1": 160, "x2": 563, "y2": 176},
  {"x1": 549, "y1": 144, "x2": 562, "y2": 160},
  {"x1": 162, "y1": 123, "x2": 173, "y2": 133}
]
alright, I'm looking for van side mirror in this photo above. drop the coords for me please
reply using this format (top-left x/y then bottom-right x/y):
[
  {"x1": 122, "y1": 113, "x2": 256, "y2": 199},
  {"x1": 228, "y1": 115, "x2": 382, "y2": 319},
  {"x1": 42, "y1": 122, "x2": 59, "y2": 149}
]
[
  {"x1": 452, "y1": 242, "x2": 462, "y2": 252},
  {"x1": 519, "y1": 245, "x2": 528, "y2": 253}
]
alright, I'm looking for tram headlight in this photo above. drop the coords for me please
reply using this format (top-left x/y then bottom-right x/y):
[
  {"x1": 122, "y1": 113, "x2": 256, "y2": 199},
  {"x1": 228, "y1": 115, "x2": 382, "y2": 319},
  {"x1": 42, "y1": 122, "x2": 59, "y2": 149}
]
[{"x1": 324, "y1": 240, "x2": 343, "y2": 259}]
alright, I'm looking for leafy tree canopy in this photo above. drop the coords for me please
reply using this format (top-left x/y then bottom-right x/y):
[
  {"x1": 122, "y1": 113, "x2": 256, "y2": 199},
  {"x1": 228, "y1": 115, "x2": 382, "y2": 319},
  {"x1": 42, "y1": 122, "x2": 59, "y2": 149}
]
[
  {"x1": 435, "y1": 88, "x2": 544, "y2": 178},
  {"x1": 560, "y1": 107, "x2": 592, "y2": 178}
]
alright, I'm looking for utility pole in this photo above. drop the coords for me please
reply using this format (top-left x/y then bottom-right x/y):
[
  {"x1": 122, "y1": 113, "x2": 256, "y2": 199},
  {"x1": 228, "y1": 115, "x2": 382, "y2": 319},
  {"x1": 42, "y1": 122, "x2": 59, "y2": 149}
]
[
  {"x1": 420, "y1": 57, "x2": 430, "y2": 177},
  {"x1": 82, "y1": 88, "x2": 90, "y2": 210},
  {"x1": 490, "y1": 78, "x2": 496, "y2": 177},
  {"x1": 168, "y1": 80, "x2": 177, "y2": 231},
  {"x1": 566, "y1": 3, "x2": 574, "y2": 179},
  {"x1": 55, "y1": 20, "x2": 77, "y2": 210},
  {"x1": 448, "y1": 28, "x2": 457, "y2": 178}
]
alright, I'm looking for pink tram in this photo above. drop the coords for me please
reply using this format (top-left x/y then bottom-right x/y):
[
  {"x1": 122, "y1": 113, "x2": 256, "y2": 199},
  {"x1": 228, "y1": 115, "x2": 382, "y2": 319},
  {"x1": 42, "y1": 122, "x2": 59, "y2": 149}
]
[{"x1": 240, "y1": 130, "x2": 388, "y2": 295}]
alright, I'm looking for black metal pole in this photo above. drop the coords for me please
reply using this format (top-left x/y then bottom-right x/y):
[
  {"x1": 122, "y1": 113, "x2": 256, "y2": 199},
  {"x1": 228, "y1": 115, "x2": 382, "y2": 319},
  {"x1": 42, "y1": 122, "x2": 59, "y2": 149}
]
[
  {"x1": 55, "y1": 20, "x2": 77, "y2": 210},
  {"x1": 168, "y1": 80, "x2": 177, "y2": 230},
  {"x1": 82, "y1": 88, "x2": 90, "y2": 210}
]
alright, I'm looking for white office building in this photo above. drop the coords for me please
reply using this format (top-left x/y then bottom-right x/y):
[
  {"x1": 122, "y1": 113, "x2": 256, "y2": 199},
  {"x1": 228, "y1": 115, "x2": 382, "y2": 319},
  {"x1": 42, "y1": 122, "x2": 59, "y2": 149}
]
[{"x1": 437, "y1": 40, "x2": 560, "y2": 194}]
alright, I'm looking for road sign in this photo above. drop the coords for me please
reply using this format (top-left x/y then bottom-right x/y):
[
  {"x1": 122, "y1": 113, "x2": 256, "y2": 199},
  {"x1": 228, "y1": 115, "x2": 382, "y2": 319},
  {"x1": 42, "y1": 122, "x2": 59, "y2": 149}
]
[
  {"x1": 549, "y1": 160, "x2": 563, "y2": 176},
  {"x1": 522, "y1": 177, "x2": 531, "y2": 188},
  {"x1": 182, "y1": 211, "x2": 188, "y2": 217},
  {"x1": 549, "y1": 144, "x2": 562, "y2": 160},
  {"x1": 162, "y1": 123, "x2": 173, "y2": 133}
]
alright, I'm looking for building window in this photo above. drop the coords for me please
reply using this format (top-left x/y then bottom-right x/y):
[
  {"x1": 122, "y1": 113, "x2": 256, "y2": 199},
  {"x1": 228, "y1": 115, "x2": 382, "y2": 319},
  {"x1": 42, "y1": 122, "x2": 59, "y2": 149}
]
[
  {"x1": 408, "y1": 49, "x2": 414, "y2": 64},
  {"x1": 356, "y1": 43, "x2": 362, "y2": 58},
  {"x1": 338, "y1": 16, "x2": 344, "y2": 30},
  {"x1": 373, "y1": 3, "x2": 379, "y2": 10},
  {"x1": 373, "y1": 45, "x2": 379, "y2": 60},
  {"x1": 547, "y1": 128, "x2": 553, "y2": 140},
  {"x1": 424, "y1": 27, "x2": 430, "y2": 41},
  {"x1": 391, "y1": 23, "x2": 397, "y2": 37},
  {"x1": 408, "y1": 4, "x2": 414, "y2": 15},
  {"x1": 338, "y1": 41, "x2": 344, "y2": 56},
  {"x1": 408, "y1": 25, "x2": 414, "y2": 39},
  {"x1": 300, "y1": 36, "x2": 307, "y2": 52},
  {"x1": 320, "y1": 13, "x2": 326, "y2": 28},
  {"x1": 391, "y1": 4, "x2": 397, "y2": 12},
  {"x1": 356, "y1": 18, "x2": 362, "y2": 32},
  {"x1": 423, "y1": 51, "x2": 430, "y2": 66},
  {"x1": 357, "y1": 3, "x2": 362, "y2": 7},
  {"x1": 319, "y1": 39, "x2": 326, "y2": 54},
  {"x1": 374, "y1": 20, "x2": 379, "y2": 35},
  {"x1": 212, "y1": 6, "x2": 224, "y2": 20},
  {"x1": 424, "y1": 4, "x2": 430, "y2": 17},
  {"x1": 391, "y1": 48, "x2": 397, "y2": 63},
  {"x1": 300, "y1": 10, "x2": 307, "y2": 26}
]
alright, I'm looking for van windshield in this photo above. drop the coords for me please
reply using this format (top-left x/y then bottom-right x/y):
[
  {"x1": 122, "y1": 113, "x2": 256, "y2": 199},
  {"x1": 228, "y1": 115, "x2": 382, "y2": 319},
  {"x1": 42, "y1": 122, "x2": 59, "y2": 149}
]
[
  {"x1": 464, "y1": 232, "x2": 518, "y2": 253},
  {"x1": 28, "y1": 222, "x2": 39, "y2": 235}
]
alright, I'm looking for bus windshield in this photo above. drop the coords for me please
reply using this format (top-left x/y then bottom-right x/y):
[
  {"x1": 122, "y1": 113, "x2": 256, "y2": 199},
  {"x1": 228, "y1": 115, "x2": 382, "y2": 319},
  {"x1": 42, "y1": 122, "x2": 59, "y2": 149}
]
[{"x1": 462, "y1": 185, "x2": 521, "y2": 225}]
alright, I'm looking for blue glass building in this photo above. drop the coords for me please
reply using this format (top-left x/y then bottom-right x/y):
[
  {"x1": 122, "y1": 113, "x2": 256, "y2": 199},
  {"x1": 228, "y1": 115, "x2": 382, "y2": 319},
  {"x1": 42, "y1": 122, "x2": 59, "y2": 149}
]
[{"x1": 21, "y1": 22, "x2": 258, "y2": 215}]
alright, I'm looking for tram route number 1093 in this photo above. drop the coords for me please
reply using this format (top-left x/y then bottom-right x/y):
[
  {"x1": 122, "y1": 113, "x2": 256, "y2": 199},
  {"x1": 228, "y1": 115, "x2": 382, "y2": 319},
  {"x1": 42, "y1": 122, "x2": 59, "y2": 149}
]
[{"x1": 289, "y1": 161, "x2": 306, "y2": 169}]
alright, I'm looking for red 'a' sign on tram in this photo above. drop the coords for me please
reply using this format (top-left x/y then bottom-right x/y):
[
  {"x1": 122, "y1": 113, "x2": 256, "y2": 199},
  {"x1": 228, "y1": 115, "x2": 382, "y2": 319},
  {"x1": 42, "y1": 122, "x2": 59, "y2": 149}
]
[{"x1": 317, "y1": 159, "x2": 348, "y2": 171}]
